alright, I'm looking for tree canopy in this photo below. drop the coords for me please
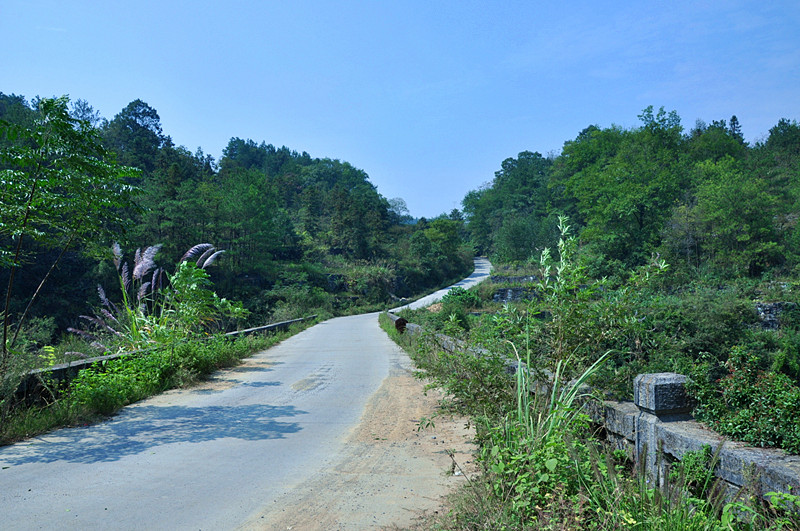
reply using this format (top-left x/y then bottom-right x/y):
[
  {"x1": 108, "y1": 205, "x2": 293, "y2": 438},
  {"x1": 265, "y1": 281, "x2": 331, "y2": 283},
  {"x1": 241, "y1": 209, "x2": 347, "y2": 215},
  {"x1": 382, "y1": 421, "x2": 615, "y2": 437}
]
[
  {"x1": 463, "y1": 107, "x2": 800, "y2": 279},
  {"x1": 0, "y1": 94, "x2": 473, "y2": 344},
  {"x1": 1, "y1": 96, "x2": 138, "y2": 367}
]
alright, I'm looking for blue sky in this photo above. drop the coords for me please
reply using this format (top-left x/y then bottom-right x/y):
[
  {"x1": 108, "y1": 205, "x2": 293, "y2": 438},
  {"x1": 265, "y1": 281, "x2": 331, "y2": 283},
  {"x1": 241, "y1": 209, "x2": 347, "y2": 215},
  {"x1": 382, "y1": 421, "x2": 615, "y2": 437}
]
[{"x1": 2, "y1": 1, "x2": 798, "y2": 218}]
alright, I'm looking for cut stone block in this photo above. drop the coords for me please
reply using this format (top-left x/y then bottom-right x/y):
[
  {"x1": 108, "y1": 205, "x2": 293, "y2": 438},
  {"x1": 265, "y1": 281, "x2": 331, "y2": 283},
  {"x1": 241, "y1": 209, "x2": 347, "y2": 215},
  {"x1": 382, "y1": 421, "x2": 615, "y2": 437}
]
[{"x1": 634, "y1": 372, "x2": 693, "y2": 417}]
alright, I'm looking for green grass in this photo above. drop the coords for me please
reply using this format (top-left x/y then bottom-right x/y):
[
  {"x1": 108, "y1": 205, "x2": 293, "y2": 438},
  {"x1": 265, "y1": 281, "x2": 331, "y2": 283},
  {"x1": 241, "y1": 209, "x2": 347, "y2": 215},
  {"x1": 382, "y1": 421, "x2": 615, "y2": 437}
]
[{"x1": 0, "y1": 321, "x2": 315, "y2": 445}]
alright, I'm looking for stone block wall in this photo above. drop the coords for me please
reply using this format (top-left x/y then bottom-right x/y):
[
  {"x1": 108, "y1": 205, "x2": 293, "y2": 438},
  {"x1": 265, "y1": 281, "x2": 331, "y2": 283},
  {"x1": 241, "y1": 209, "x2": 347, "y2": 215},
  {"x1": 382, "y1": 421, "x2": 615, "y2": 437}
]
[{"x1": 590, "y1": 373, "x2": 800, "y2": 499}]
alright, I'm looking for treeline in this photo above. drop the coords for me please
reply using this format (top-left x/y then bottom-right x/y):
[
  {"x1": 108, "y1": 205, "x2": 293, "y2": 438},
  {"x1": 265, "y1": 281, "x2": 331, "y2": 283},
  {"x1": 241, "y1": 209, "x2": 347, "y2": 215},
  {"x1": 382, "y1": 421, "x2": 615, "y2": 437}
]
[
  {"x1": 464, "y1": 106, "x2": 800, "y2": 281},
  {"x1": 458, "y1": 107, "x2": 800, "y2": 459},
  {"x1": 0, "y1": 93, "x2": 472, "y2": 340}
]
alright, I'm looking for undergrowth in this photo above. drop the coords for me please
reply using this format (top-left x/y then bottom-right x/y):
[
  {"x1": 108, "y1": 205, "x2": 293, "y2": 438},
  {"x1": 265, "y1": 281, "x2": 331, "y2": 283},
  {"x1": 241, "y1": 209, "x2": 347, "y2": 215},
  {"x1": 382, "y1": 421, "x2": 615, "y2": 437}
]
[
  {"x1": 381, "y1": 217, "x2": 800, "y2": 529},
  {"x1": 0, "y1": 323, "x2": 310, "y2": 445}
]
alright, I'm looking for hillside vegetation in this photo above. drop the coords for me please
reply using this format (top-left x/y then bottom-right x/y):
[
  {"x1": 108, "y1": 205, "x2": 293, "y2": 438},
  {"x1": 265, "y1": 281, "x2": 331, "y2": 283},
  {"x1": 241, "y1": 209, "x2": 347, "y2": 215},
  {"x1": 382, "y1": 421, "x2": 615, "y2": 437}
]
[
  {"x1": 390, "y1": 108, "x2": 800, "y2": 528},
  {"x1": 3, "y1": 92, "x2": 800, "y2": 527},
  {"x1": 457, "y1": 108, "x2": 800, "y2": 449},
  {"x1": 0, "y1": 93, "x2": 472, "y2": 349}
]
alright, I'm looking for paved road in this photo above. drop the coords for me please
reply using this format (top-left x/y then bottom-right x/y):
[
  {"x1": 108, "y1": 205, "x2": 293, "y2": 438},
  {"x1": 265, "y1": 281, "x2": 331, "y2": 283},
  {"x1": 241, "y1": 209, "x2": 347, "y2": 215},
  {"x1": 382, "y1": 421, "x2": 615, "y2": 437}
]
[
  {"x1": 391, "y1": 256, "x2": 492, "y2": 311},
  {"x1": 0, "y1": 258, "x2": 491, "y2": 530}
]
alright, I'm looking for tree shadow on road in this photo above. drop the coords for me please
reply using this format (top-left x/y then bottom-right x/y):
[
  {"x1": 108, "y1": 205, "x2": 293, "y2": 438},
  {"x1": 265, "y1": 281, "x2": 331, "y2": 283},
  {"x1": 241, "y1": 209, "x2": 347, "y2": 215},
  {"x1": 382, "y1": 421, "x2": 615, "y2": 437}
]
[{"x1": 0, "y1": 403, "x2": 307, "y2": 466}]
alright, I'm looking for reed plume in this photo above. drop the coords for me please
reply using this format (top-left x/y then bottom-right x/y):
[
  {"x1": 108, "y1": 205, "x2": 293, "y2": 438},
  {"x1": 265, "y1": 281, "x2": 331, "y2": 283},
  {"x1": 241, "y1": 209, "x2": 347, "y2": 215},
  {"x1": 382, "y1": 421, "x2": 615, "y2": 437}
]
[
  {"x1": 180, "y1": 243, "x2": 213, "y2": 262},
  {"x1": 201, "y1": 250, "x2": 225, "y2": 268},
  {"x1": 133, "y1": 245, "x2": 162, "y2": 280},
  {"x1": 70, "y1": 242, "x2": 230, "y2": 352}
]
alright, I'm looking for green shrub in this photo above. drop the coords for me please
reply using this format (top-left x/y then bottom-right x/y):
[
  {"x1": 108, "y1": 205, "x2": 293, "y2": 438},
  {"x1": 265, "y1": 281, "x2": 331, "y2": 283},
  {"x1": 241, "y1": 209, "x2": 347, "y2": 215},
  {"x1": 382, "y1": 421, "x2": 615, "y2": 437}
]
[
  {"x1": 690, "y1": 345, "x2": 800, "y2": 453},
  {"x1": 69, "y1": 352, "x2": 172, "y2": 415},
  {"x1": 441, "y1": 286, "x2": 482, "y2": 309},
  {"x1": 12, "y1": 316, "x2": 57, "y2": 354},
  {"x1": 424, "y1": 287, "x2": 483, "y2": 333},
  {"x1": 772, "y1": 327, "x2": 800, "y2": 381},
  {"x1": 67, "y1": 334, "x2": 279, "y2": 418},
  {"x1": 413, "y1": 333, "x2": 514, "y2": 420}
]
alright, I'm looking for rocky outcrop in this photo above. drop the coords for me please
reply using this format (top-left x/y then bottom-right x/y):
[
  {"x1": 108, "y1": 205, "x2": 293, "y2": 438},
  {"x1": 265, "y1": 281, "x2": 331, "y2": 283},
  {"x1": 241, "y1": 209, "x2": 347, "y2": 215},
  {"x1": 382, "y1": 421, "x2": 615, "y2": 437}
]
[
  {"x1": 489, "y1": 275, "x2": 541, "y2": 303},
  {"x1": 492, "y1": 287, "x2": 538, "y2": 303},
  {"x1": 755, "y1": 302, "x2": 798, "y2": 330}
]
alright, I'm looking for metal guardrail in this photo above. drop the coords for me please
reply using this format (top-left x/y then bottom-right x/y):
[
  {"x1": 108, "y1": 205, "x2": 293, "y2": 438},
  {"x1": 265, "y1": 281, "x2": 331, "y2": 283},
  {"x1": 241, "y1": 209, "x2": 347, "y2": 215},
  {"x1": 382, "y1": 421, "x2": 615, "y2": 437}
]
[
  {"x1": 14, "y1": 315, "x2": 318, "y2": 403},
  {"x1": 224, "y1": 316, "x2": 315, "y2": 337}
]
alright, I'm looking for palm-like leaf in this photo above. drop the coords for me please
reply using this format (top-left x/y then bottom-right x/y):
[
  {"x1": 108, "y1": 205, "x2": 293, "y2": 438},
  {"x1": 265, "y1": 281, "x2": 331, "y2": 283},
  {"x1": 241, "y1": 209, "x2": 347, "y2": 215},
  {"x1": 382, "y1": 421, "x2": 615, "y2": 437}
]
[{"x1": 196, "y1": 247, "x2": 216, "y2": 267}]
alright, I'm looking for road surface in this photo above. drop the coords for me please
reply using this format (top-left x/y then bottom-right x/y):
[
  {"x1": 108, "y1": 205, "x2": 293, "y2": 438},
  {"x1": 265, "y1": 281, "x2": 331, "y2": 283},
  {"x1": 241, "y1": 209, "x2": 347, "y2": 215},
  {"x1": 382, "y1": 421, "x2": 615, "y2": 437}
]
[
  {"x1": 0, "y1": 258, "x2": 491, "y2": 530},
  {"x1": 390, "y1": 257, "x2": 492, "y2": 311}
]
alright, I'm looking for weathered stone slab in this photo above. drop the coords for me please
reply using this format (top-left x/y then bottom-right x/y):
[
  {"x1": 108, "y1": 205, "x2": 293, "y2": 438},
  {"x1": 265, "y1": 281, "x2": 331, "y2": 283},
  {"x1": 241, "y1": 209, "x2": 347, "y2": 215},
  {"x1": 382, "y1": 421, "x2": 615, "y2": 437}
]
[
  {"x1": 492, "y1": 287, "x2": 539, "y2": 303},
  {"x1": 601, "y1": 401, "x2": 638, "y2": 440},
  {"x1": 761, "y1": 455, "x2": 800, "y2": 496}
]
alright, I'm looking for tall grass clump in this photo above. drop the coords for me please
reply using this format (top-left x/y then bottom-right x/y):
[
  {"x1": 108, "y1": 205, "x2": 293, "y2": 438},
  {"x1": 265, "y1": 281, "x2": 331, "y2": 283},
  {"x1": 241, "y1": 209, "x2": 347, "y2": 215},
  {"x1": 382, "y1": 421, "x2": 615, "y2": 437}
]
[
  {"x1": 69, "y1": 243, "x2": 248, "y2": 355},
  {"x1": 477, "y1": 348, "x2": 609, "y2": 527}
]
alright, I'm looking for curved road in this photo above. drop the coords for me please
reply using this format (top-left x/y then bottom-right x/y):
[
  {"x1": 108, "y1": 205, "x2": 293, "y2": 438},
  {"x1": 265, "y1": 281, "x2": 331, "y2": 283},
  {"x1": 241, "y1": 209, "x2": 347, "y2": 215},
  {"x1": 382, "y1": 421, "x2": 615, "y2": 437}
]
[{"x1": 0, "y1": 258, "x2": 491, "y2": 530}]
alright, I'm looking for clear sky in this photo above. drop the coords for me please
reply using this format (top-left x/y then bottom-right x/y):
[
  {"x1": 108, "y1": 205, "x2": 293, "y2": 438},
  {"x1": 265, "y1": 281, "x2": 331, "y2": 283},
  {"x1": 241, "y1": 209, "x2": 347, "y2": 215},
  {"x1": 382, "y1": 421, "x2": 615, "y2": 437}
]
[{"x1": 2, "y1": 1, "x2": 798, "y2": 218}]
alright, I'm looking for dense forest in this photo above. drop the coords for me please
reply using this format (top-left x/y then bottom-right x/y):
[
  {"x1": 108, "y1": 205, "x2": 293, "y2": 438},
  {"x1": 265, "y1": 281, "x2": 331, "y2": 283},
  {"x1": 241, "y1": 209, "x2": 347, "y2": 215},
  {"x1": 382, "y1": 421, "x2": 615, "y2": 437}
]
[
  {"x1": 0, "y1": 93, "x2": 472, "y2": 349},
  {"x1": 464, "y1": 106, "x2": 800, "y2": 280}
]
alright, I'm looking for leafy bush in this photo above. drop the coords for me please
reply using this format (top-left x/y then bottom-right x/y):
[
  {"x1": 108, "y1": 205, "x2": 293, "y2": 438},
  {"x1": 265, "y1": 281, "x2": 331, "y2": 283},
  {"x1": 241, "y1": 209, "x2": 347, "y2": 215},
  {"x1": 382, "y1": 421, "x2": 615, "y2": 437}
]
[
  {"x1": 69, "y1": 351, "x2": 172, "y2": 415},
  {"x1": 646, "y1": 283, "x2": 756, "y2": 362},
  {"x1": 68, "y1": 333, "x2": 280, "y2": 417},
  {"x1": 770, "y1": 304, "x2": 800, "y2": 380},
  {"x1": 690, "y1": 345, "x2": 800, "y2": 453},
  {"x1": 441, "y1": 286, "x2": 482, "y2": 309},
  {"x1": 422, "y1": 287, "x2": 482, "y2": 333},
  {"x1": 478, "y1": 356, "x2": 606, "y2": 526},
  {"x1": 412, "y1": 333, "x2": 514, "y2": 421},
  {"x1": 11, "y1": 316, "x2": 57, "y2": 354},
  {"x1": 343, "y1": 261, "x2": 397, "y2": 303}
]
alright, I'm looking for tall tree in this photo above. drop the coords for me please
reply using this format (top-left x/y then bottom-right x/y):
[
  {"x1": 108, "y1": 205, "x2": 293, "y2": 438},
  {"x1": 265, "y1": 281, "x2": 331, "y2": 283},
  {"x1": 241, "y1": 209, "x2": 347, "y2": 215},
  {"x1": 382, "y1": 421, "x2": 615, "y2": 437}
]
[
  {"x1": 0, "y1": 96, "x2": 138, "y2": 377},
  {"x1": 70, "y1": 98, "x2": 104, "y2": 127},
  {"x1": 0, "y1": 93, "x2": 35, "y2": 132},
  {"x1": 102, "y1": 99, "x2": 165, "y2": 175},
  {"x1": 693, "y1": 157, "x2": 780, "y2": 275},
  {"x1": 463, "y1": 151, "x2": 554, "y2": 256},
  {"x1": 562, "y1": 107, "x2": 688, "y2": 266},
  {"x1": 687, "y1": 118, "x2": 747, "y2": 162},
  {"x1": 728, "y1": 115, "x2": 744, "y2": 143}
]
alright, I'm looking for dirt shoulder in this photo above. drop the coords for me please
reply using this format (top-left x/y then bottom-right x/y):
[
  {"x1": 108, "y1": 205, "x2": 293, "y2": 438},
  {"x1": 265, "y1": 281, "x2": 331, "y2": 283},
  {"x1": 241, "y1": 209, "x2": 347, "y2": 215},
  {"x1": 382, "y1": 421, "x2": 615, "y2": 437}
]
[{"x1": 239, "y1": 355, "x2": 476, "y2": 530}]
